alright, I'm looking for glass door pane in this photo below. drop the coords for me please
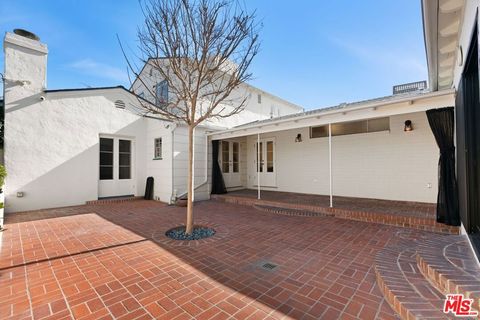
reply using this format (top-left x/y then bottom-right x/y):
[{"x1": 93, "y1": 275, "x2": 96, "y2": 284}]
[
  {"x1": 232, "y1": 142, "x2": 239, "y2": 173},
  {"x1": 256, "y1": 142, "x2": 263, "y2": 172},
  {"x1": 99, "y1": 138, "x2": 113, "y2": 180},
  {"x1": 266, "y1": 141, "x2": 274, "y2": 172},
  {"x1": 222, "y1": 141, "x2": 229, "y2": 173},
  {"x1": 119, "y1": 139, "x2": 131, "y2": 179}
]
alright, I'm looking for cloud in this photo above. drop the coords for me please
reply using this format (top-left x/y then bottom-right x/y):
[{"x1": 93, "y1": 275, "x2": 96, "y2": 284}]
[
  {"x1": 328, "y1": 36, "x2": 427, "y2": 78},
  {"x1": 69, "y1": 59, "x2": 129, "y2": 83}
]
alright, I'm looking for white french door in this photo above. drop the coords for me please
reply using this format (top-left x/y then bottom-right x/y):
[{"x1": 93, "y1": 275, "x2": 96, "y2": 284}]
[
  {"x1": 98, "y1": 136, "x2": 135, "y2": 198},
  {"x1": 220, "y1": 141, "x2": 241, "y2": 188},
  {"x1": 254, "y1": 138, "x2": 276, "y2": 187}
]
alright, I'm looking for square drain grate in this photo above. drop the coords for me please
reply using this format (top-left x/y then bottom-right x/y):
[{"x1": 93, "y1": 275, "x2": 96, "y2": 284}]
[{"x1": 261, "y1": 262, "x2": 278, "y2": 271}]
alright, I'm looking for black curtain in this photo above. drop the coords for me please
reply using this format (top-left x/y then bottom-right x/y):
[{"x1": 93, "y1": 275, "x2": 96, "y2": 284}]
[
  {"x1": 426, "y1": 107, "x2": 460, "y2": 226},
  {"x1": 211, "y1": 140, "x2": 227, "y2": 194}
]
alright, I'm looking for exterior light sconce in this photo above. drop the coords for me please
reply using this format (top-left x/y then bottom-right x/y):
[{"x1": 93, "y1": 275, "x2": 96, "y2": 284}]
[
  {"x1": 404, "y1": 120, "x2": 413, "y2": 132},
  {"x1": 295, "y1": 133, "x2": 302, "y2": 142}
]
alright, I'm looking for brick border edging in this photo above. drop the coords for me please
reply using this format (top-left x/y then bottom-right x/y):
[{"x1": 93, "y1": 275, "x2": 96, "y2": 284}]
[
  {"x1": 212, "y1": 195, "x2": 459, "y2": 234},
  {"x1": 416, "y1": 239, "x2": 480, "y2": 312},
  {"x1": 374, "y1": 244, "x2": 450, "y2": 320},
  {"x1": 252, "y1": 204, "x2": 334, "y2": 217},
  {"x1": 150, "y1": 220, "x2": 229, "y2": 247},
  {"x1": 375, "y1": 247, "x2": 423, "y2": 320},
  {"x1": 86, "y1": 197, "x2": 143, "y2": 205}
]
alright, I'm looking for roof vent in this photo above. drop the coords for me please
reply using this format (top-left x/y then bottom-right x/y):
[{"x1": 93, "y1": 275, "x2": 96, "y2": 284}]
[
  {"x1": 13, "y1": 29, "x2": 40, "y2": 41},
  {"x1": 393, "y1": 81, "x2": 427, "y2": 95},
  {"x1": 114, "y1": 100, "x2": 126, "y2": 109}
]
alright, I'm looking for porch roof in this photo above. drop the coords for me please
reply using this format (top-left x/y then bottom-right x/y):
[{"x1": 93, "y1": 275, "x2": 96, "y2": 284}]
[{"x1": 208, "y1": 89, "x2": 454, "y2": 140}]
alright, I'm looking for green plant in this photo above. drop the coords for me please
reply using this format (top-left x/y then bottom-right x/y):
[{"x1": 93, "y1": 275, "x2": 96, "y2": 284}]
[{"x1": 0, "y1": 164, "x2": 6, "y2": 188}]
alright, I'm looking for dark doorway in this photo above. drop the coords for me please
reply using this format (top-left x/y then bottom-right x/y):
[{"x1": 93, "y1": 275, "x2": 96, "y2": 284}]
[{"x1": 456, "y1": 21, "x2": 480, "y2": 255}]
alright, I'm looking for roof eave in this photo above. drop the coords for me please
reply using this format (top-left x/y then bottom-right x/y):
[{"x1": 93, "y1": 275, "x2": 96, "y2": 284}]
[
  {"x1": 422, "y1": 0, "x2": 439, "y2": 92},
  {"x1": 208, "y1": 89, "x2": 454, "y2": 139}
]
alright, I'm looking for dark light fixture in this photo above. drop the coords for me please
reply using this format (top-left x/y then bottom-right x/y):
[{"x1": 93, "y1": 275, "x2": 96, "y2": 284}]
[
  {"x1": 295, "y1": 133, "x2": 302, "y2": 142},
  {"x1": 404, "y1": 120, "x2": 413, "y2": 132}
]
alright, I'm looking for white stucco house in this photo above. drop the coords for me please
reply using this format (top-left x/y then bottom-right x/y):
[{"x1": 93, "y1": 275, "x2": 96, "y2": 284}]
[
  {"x1": 2, "y1": 30, "x2": 302, "y2": 214},
  {"x1": 0, "y1": 2, "x2": 465, "y2": 239}
]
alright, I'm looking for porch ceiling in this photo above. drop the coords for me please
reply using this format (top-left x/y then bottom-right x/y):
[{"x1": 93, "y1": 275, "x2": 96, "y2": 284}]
[{"x1": 208, "y1": 89, "x2": 454, "y2": 140}]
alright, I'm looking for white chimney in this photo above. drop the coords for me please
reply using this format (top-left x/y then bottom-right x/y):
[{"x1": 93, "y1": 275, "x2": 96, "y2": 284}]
[{"x1": 3, "y1": 29, "x2": 48, "y2": 107}]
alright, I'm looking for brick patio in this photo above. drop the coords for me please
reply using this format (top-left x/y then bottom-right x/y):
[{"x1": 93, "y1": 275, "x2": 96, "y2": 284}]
[{"x1": 0, "y1": 199, "x2": 464, "y2": 319}]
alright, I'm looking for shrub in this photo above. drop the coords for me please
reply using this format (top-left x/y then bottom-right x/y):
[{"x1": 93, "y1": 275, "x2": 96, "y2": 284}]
[{"x1": 0, "y1": 164, "x2": 6, "y2": 188}]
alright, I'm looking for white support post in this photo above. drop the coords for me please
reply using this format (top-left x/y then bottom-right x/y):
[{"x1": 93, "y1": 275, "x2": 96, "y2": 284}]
[
  {"x1": 329, "y1": 123, "x2": 333, "y2": 208},
  {"x1": 192, "y1": 127, "x2": 195, "y2": 202},
  {"x1": 257, "y1": 133, "x2": 261, "y2": 200}
]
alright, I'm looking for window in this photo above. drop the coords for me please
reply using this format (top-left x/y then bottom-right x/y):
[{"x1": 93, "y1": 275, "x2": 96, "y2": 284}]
[
  {"x1": 119, "y1": 140, "x2": 131, "y2": 179},
  {"x1": 154, "y1": 138, "x2": 162, "y2": 159},
  {"x1": 156, "y1": 80, "x2": 168, "y2": 107},
  {"x1": 99, "y1": 138, "x2": 113, "y2": 180},
  {"x1": 257, "y1": 94, "x2": 262, "y2": 104},
  {"x1": 310, "y1": 117, "x2": 390, "y2": 138}
]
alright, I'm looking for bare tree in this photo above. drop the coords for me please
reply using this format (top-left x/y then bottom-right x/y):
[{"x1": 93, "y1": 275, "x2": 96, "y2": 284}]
[{"x1": 122, "y1": 0, "x2": 260, "y2": 234}]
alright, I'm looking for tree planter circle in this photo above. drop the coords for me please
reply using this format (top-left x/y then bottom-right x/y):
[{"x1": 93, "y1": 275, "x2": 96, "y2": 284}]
[{"x1": 165, "y1": 225, "x2": 215, "y2": 240}]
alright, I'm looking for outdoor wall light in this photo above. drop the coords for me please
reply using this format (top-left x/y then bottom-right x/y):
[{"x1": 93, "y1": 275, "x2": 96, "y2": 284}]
[
  {"x1": 295, "y1": 133, "x2": 302, "y2": 142},
  {"x1": 404, "y1": 120, "x2": 413, "y2": 132}
]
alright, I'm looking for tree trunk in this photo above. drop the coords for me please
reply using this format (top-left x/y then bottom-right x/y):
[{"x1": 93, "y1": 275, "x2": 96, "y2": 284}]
[{"x1": 185, "y1": 125, "x2": 194, "y2": 235}]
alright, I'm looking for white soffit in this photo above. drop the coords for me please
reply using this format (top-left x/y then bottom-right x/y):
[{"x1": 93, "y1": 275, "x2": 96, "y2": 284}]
[{"x1": 437, "y1": 0, "x2": 465, "y2": 90}]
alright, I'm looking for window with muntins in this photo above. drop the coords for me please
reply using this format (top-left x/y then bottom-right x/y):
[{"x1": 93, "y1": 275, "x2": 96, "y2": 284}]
[
  {"x1": 154, "y1": 138, "x2": 162, "y2": 159},
  {"x1": 156, "y1": 80, "x2": 168, "y2": 107},
  {"x1": 310, "y1": 117, "x2": 390, "y2": 138}
]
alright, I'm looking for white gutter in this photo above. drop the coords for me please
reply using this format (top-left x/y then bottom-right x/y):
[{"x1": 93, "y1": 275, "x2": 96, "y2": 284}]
[
  {"x1": 421, "y1": 0, "x2": 439, "y2": 91},
  {"x1": 208, "y1": 89, "x2": 454, "y2": 139}
]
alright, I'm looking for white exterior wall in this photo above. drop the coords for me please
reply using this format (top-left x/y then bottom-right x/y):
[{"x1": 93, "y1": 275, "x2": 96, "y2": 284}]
[
  {"x1": 3, "y1": 32, "x2": 174, "y2": 212},
  {"x1": 131, "y1": 61, "x2": 303, "y2": 128},
  {"x1": 4, "y1": 89, "x2": 170, "y2": 212},
  {"x1": 452, "y1": 0, "x2": 479, "y2": 87},
  {"x1": 4, "y1": 89, "x2": 175, "y2": 212},
  {"x1": 172, "y1": 125, "x2": 211, "y2": 201},
  {"x1": 145, "y1": 120, "x2": 174, "y2": 203},
  {"x1": 244, "y1": 111, "x2": 439, "y2": 203}
]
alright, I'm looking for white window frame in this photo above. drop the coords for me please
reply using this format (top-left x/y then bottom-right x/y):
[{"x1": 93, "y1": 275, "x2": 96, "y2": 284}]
[{"x1": 154, "y1": 138, "x2": 162, "y2": 160}]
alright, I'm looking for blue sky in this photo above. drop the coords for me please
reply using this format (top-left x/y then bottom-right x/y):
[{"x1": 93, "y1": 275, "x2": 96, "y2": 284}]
[{"x1": 0, "y1": 1, "x2": 427, "y2": 109}]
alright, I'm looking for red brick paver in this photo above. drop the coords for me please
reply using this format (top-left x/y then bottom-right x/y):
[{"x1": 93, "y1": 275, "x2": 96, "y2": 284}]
[{"x1": 0, "y1": 199, "x2": 439, "y2": 319}]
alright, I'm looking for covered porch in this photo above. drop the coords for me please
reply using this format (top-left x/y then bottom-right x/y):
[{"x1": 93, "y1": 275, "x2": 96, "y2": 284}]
[{"x1": 209, "y1": 88, "x2": 460, "y2": 233}]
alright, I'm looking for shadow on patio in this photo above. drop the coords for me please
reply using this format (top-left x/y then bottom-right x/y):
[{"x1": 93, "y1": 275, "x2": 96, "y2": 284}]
[{"x1": 1, "y1": 199, "x2": 437, "y2": 319}]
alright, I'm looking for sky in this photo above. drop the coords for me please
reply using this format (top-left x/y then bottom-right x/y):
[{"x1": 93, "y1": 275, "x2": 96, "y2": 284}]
[{"x1": 0, "y1": 1, "x2": 427, "y2": 110}]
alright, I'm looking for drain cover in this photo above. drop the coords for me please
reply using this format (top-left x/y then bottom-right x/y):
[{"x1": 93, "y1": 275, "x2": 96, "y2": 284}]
[{"x1": 261, "y1": 262, "x2": 278, "y2": 270}]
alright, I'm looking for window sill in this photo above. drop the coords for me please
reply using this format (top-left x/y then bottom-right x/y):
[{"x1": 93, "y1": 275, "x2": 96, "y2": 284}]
[{"x1": 153, "y1": 157, "x2": 163, "y2": 160}]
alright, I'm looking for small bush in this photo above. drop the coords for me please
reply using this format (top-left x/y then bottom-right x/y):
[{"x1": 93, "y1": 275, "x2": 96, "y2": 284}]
[{"x1": 0, "y1": 164, "x2": 6, "y2": 188}]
